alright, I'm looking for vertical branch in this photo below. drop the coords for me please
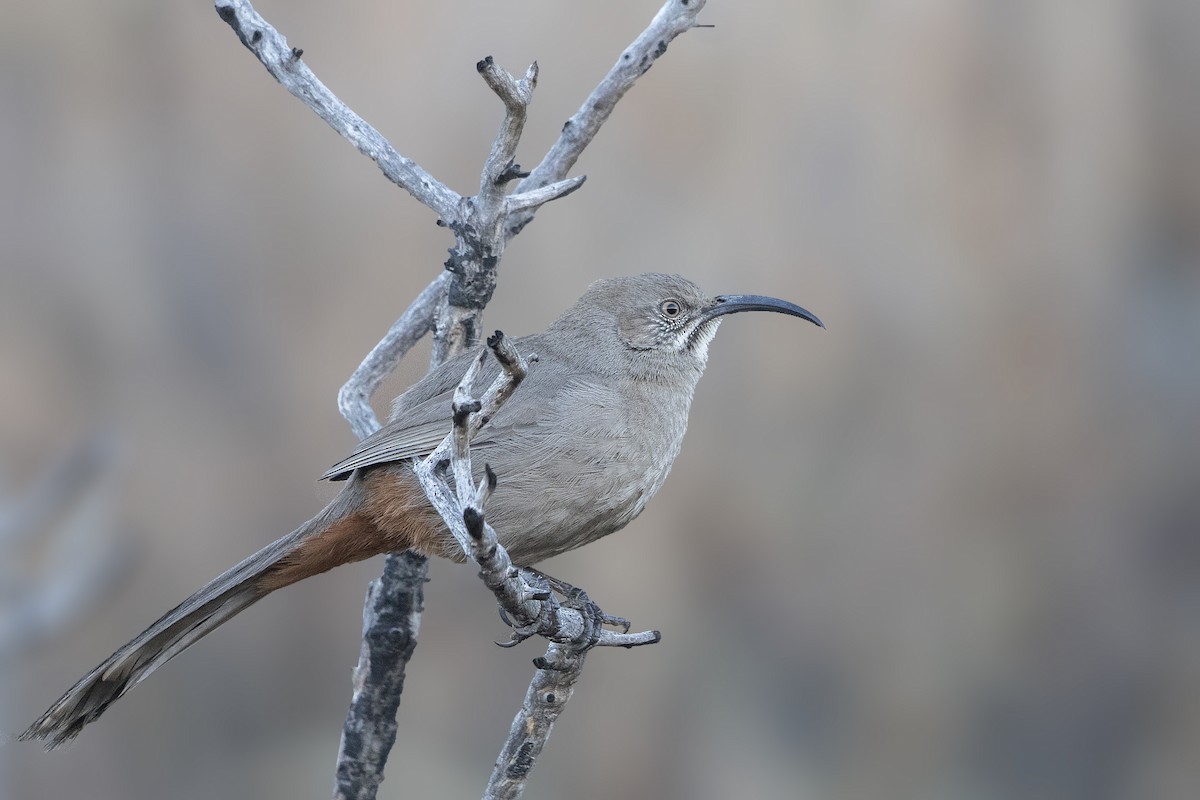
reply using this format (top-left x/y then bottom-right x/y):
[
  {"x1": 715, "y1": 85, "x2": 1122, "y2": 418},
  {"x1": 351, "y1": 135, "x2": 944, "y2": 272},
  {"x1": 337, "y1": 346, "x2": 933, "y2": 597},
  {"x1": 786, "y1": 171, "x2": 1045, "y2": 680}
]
[
  {"x1": 485, "y1": 646, "x2": 586, "y2": 800},
  {"x1": 432, "y1": 57, "x2": 539, "y2": 368},
  {"x1": 477, "y1": 58, "x2": 538, "y2": 201},
  {"x1": 332, "y1": 552, "x2": 426, "y2": 800}
]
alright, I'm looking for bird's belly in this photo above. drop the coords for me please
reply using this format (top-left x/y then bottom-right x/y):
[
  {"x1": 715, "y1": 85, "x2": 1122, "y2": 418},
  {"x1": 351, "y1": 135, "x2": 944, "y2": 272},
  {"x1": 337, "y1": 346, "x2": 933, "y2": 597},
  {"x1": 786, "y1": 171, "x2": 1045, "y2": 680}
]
[{"x1": 482, "y1": 443, "x2": 672, "y2": 566}]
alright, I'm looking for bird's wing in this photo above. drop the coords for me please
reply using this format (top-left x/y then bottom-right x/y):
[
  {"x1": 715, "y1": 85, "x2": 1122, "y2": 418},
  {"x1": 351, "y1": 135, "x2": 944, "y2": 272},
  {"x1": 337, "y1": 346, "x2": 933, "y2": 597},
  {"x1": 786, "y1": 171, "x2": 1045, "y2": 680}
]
[
  {"x1": 320, "y1": 419, "x2": 455, "y2": 480},
  {"x1": 321, "y1": 335, "x2": 550, "y2": 481}
]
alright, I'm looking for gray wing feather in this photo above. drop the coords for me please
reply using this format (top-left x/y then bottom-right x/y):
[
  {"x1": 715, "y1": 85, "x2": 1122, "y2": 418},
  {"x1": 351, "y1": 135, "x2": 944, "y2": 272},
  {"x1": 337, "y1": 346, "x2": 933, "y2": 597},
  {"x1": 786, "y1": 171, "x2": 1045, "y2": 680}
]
[
  {"x1": 321, "y1": 334, "x2": 550, "y2": 481},
  {"x1": 320, "y1": 420, "x2": 453, "y2": 479}
]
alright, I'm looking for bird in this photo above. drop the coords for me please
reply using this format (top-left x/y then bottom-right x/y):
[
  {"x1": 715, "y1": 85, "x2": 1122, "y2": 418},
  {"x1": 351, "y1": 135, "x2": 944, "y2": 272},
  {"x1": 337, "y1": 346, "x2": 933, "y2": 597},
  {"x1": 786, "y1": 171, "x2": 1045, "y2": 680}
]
[{"x1": 20, "y1": 272, "x2": 823, "y2": 748}]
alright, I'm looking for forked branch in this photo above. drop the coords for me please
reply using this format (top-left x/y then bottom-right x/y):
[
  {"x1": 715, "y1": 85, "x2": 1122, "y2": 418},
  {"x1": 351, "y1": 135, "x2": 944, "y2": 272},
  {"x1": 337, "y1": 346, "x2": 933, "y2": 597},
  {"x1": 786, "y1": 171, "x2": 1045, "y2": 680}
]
[
  {"x1": 478, "y1": 57, "x2": 538, "y2": 200},
  {"x1": 214, "y1": 1, "x2": 708, "y2": 798}
]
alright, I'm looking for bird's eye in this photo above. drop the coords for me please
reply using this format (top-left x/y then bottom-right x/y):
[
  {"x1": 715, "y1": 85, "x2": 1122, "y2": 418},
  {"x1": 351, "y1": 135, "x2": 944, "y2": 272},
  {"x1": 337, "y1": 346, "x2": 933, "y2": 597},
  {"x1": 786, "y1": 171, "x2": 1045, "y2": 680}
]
[{"x1": 659, "y1": 299, "x2": 682, "y2": 318}]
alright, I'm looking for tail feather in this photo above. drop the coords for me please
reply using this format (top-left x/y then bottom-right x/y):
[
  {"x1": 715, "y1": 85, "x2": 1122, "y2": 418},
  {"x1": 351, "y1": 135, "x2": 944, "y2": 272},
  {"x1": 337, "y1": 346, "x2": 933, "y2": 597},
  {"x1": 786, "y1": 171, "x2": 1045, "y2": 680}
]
[{"x1": 20, "y1": 479, "x2": 371, "y2": 749}]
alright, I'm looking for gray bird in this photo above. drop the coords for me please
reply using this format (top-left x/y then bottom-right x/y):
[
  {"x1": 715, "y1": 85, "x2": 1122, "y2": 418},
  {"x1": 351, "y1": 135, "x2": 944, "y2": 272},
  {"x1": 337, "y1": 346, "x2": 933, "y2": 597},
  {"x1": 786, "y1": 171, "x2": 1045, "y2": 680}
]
[{"x1": 21, "y1": 272, "x2": 823, "y2": 747}]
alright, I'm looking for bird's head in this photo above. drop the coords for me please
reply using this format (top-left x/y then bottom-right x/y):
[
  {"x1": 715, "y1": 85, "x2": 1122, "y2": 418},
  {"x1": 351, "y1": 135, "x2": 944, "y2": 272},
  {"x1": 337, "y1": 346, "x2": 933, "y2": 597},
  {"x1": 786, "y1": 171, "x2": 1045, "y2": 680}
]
[{"x1": 558, "y1": 273, "x2": 824, "y2": 383}]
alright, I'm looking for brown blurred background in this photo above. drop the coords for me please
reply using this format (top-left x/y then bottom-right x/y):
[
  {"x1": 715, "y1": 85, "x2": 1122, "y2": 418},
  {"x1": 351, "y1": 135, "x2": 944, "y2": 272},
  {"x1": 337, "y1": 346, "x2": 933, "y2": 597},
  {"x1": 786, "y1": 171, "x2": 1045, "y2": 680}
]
[{"x1": 3, "y1": 1, "x2": 1198, "y2": 798}]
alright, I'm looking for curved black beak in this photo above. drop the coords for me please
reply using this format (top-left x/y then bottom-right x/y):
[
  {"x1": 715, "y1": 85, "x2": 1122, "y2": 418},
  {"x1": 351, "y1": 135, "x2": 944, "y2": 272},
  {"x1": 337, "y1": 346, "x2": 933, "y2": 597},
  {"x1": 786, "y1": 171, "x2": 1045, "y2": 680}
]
[{"x1": 700, "y1": 294, "x2": 825, "y2": 329}]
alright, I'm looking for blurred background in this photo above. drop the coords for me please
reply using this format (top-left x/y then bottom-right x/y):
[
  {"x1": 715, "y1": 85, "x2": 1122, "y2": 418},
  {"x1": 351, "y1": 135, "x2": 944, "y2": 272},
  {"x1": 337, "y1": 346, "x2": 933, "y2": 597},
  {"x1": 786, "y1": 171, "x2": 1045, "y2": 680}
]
[{"x1": 2, "y1": 1, "x2": 1198, "y2": 798}]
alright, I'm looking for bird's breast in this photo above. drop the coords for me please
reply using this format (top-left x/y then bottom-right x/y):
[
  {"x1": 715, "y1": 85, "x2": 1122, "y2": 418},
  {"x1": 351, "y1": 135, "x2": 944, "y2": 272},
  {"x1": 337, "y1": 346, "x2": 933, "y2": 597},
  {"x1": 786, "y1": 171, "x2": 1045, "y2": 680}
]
[{"x1": 482, "y1": 379, "x2": 693, "y2": 565}]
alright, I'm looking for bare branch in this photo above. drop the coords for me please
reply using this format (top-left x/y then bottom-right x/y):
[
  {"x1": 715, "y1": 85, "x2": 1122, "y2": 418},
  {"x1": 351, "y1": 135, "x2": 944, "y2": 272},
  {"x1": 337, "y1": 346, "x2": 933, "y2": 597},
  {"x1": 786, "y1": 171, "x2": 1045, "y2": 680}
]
[
  {"x1": 214, "y1": 0, "x2": 461, "y2": 220},
  {"x1": 338, "y1": 273, "x2": 449, "y2": 440},
  {"x1": 429, "y1": 303, "x2": 479, "y2": 368},
  {"x1": 434, "y1": 56, "x2": 539, "y2": 366},
  {"x1": 332, "y1": 550, "x2": 426, "y2": 800},
  {"x1": 421, "y1": 333, "x2": 533, "y2": 488},
  {"x1": 478, "y1": 58, "x2": 538, "y2": 200},
  {"x1": 504, "y1": 175, "x2": 587, "y2": 216},
  {"x1": 484, "y1": 645, "x2": 584, "y2": 800},
  {"x1": 507, "y1": 0, "x2": 708, "y2": 237}
]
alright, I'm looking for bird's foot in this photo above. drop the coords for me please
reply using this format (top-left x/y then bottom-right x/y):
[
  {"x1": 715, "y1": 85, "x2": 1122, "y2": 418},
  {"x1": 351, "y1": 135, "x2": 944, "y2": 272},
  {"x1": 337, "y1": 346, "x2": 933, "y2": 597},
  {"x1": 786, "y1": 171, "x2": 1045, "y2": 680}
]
[
  {"x1": 495, "y1": 570, "x2": 632, "y2": 651},
  {"x1": 534, "y1": 571, "x2": 631, "y2": 651},
  {"x1": 494, "y1": 570, "x2": 558, "y2": 647}
]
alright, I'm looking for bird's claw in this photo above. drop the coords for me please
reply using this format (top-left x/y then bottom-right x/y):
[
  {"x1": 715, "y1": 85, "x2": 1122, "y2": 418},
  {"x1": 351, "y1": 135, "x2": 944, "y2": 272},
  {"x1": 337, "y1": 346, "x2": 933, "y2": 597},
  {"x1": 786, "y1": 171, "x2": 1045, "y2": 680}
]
[
  {"x1": 494, "y1": 577, "x2": 561, "y2": 648},
  {"x1": 494, "y1": 620, "x2": 540, "y2": 648}
]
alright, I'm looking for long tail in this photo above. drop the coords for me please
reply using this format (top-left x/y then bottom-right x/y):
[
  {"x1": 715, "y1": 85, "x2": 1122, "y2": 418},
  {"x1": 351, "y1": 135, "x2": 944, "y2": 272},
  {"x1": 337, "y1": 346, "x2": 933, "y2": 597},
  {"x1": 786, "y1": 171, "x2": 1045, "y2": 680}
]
[{"x1": 20, "y1": 478, "x2": 380, "y2": 749}]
